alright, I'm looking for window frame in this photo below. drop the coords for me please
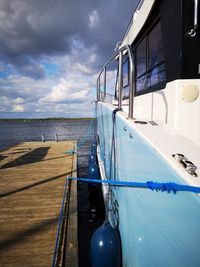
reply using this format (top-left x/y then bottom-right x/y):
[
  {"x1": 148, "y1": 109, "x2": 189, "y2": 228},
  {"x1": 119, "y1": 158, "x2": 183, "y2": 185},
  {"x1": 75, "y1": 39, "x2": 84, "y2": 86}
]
[{"x1": 135, "y1": 19, "x2": 166, "y2": 96}]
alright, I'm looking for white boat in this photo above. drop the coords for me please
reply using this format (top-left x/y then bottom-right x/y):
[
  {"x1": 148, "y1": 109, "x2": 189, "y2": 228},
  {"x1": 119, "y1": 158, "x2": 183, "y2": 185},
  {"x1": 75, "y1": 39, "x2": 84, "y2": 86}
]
[{"x1": 95, "y1": 0, "x2": 200, "y2": 266}]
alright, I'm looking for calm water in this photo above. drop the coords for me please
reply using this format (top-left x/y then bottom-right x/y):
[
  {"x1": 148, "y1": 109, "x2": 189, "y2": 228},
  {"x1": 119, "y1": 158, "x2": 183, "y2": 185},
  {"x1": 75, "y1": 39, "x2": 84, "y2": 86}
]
[
  {"x1": 0, "y1": 120, "x2": 93, "y2": 151},
  {"x1": 0, "y1": 120, "x2": 104, "y2": 267}
]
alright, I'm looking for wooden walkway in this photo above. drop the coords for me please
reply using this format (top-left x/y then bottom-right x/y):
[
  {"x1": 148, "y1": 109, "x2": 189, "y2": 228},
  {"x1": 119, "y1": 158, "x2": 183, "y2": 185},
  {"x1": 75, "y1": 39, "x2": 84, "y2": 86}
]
[{"x1": 0, "y1": 141, "x2": 77, "y2": 267}]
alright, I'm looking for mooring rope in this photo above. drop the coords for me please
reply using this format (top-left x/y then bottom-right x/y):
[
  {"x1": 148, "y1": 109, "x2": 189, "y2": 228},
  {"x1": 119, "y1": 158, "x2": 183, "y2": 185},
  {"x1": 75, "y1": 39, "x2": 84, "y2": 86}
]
[
  {"x1": 67, "y1": 177, "x2": 200, "y2": 194},
  {"x1": 109, "y1": 108, "x2": 122, "y2": 181}
]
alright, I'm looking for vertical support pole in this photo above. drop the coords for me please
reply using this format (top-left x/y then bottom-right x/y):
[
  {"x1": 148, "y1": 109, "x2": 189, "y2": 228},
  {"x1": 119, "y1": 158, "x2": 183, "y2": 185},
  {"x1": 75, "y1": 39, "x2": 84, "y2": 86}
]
[
  {"x1": 97, "y1": 78, "x2": 100, "y2": 101},
  {"x1": 118, "y1": 51, "x2": 123, "y2": 110},
  {"x1": 42, "y1": 134, "x2": 45, "y2": 142},
  {"x1": 128, "y1": 48, "x2": 135, "y2": 119},
  {"x1": 103, "y1": 67, "x2": 106, "y2": 102}
]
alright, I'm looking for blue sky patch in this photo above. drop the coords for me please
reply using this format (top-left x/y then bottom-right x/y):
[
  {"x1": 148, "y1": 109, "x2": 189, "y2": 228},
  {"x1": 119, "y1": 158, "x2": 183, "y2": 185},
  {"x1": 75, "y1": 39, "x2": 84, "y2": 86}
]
[{"x1": 43, "y1": 62, "x2": 59, "y2": 76}]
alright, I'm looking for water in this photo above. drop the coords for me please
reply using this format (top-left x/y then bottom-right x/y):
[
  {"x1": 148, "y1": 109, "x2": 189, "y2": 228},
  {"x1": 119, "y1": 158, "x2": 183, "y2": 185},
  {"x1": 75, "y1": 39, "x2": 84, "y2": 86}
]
[
  {"x1": 0, "y1": 120, "x2": 94, "y2": 150},
  {"x1": 0, "y1": 119, "x2": 104, "y2": 267}
]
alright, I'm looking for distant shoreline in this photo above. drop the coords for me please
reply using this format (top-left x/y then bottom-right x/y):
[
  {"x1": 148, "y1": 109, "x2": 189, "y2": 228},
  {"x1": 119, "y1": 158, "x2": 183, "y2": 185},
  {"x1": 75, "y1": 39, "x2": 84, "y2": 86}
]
[{"x1": 0, "y1": 117, "x2": 94, "y2": 122}]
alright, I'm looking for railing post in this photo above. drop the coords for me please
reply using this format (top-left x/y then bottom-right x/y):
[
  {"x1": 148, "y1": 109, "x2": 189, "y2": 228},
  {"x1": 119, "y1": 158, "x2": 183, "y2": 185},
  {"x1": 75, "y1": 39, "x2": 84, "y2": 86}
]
[
  {"x1": 118, "y1": 51, "x2": 123, "y2": 110},
  {"x1": 187, "y1": 0, "x2": 198, "y2": 37},
  {"x1": 127, "y1": 47, "x2": 135, "y2": 119},
  {"x1": 96, "y1": 45, "x2": 135, "y2": 117},
  {"x1": 103, "y1": 67, "x2": 106, "y2": 102},
  {"x1": 97, "y1": 78, "x2": 100, "y2": 101}
]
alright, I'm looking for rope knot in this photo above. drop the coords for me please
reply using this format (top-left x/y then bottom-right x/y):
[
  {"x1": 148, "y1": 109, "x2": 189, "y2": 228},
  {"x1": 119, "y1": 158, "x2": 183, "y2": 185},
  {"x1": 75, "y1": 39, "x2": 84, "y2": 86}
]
[{"x1": 146, "y1": 181, "x2": 177, "y2": 194}]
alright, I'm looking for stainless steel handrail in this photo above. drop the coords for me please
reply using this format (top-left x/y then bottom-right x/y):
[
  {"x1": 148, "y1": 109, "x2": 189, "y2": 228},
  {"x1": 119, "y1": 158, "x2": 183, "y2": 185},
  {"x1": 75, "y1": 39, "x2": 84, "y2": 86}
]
[
  {"x1": 103, "y1": 67, "x2": 106, "y2": 102},
  {"x1": 97, "y1": 45, "x2": 135, "y2": 119},
  {"x1": 187, "y1": 0, "x2": 199, "y2": 37},
  {"x1": 97, "y1": 78, "x2": 100, "y2": 101},
  {"x1": 127, "y1": 47, "x2": 135, "y2": 118},
  {"x1": 118, "y1": 51, "x2": 123, "y2": 110}
]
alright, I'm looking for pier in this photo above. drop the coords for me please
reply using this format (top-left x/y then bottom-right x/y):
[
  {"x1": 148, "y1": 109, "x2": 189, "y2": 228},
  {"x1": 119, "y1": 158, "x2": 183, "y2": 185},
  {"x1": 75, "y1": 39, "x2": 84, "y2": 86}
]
[{"x1": 0, "y1": 141, "x2": 77, "y2": 267}]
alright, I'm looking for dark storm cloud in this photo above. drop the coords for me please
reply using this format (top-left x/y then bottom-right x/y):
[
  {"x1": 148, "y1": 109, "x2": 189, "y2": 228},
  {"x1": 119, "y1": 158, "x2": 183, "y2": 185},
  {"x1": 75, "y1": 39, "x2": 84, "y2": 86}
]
[
  {"x1": 0, "y1": 0, "x2": 138, "y2": 78},
  {"x1": 81, "y1": 0, "x2": 137, "y2": 67}
]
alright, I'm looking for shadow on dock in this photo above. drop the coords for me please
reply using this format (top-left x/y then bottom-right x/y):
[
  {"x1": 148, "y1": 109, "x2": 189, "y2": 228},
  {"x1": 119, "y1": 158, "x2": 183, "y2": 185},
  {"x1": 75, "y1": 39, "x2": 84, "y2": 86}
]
[
  {"x1": 0, "y1": 141, "x2": 77, "y2": 266},
  {"x1": 0, "y1": 147, "x2": 50, "y2": 169},
  {"x1": 0, "y1": 155, "x2": 7, "y2": 161},
  {"x1": 0, "y1": 217, "x2": 59, "y2": 251},
  {"x1": 0, "y1": 170, "x2": 76, "y2": 198}
]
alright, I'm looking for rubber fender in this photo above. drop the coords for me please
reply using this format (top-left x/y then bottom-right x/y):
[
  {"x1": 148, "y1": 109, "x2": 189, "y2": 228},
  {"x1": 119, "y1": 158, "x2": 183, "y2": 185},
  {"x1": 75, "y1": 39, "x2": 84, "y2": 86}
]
[
  {"x1": 88, "y1": 161, "x2": 100, "y2": 180},
  {"x1": 90, "y1": 221, "x2": 121, "y2": 267},
  {"x1": 90, "y1": 142, "x2": 97, "y2": 155},
  {"x1": 88, "y1": 152, "x2": 96, "y2": 167}
]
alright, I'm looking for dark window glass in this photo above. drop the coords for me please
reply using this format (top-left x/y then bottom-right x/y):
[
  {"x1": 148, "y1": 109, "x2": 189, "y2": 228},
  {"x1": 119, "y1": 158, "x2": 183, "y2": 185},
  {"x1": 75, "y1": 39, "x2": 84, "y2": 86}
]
[
  {"x1": 136, "y1": 21, "x2": 166, "y2": 94},
  {"x1": 148, "y1": 22, "x2": 164, "y2": 69},
  {"x1": 146, "y1": 63, "x2": 166, "y2": 87},
  {"x1": 136, "y1": 38, "x2": 146, "y2": 77}
]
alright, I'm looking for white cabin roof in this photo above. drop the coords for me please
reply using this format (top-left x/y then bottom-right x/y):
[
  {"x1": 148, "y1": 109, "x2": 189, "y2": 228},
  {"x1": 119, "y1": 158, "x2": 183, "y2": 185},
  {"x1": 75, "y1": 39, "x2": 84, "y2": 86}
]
[{"x1": 120, "y1": 0, "x2": 156, "y2": 47}]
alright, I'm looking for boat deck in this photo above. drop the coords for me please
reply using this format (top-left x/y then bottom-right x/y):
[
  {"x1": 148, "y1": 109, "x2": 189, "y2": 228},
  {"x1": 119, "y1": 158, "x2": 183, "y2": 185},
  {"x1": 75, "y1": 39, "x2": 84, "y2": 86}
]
[{"x1": 0, "y1": 141, "x2": 77, "y2": 267}]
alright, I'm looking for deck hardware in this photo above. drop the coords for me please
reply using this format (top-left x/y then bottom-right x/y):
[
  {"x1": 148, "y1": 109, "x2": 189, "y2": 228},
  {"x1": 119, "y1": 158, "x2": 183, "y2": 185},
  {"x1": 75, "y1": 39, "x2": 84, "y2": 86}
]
[
  {"x1": 134, "y1": 120, "x2": 148, "y2": 124},
  {"x1": 172, "y1": 153, "x2": 198, "y2": 177},
  {"x1": 181, "y1": 159, "x2": 198, "y2": 177},
  {"x1": 173, "y1": 153, "x2": 185, "y2": 162},
  {"x1": 129, "y1": 133, "x2": 133, "y2": 139},
  {"x1": 123, "y1": 126, "x2": 127, "y2": 131},
  {"x1": 148, "y1": 121, "x2": 158, "y2": 126}
]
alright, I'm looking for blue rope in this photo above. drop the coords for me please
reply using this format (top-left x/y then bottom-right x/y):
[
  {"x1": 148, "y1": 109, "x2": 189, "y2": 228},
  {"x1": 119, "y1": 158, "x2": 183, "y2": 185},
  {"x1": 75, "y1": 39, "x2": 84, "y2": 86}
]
[
  {"x1": 64, "y1": 118, "x2": 95, "y2": 155},
  {"x1": 52, "y1": 178, "x2": 68, "y2": 267},
  {"x1": 67, "y1": 177, "x2": 200, "y2": 194}
]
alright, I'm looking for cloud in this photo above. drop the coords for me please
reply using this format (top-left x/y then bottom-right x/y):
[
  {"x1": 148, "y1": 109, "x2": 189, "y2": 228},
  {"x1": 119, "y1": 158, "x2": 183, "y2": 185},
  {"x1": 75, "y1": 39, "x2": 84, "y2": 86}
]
[
  {"x1": 0, "y1": 0, "x2": 137, "y2": 72},
  {"x1": 89, "y1": 10, "x2": 100, "y2": 28},
  {"x1": 12, "y1": 104, "x2": 25, "y2": 112},
  {"x1": 0, "y1": 95, "x2": 25, "y2": 112},
  {"x1": 13, "y1": 97, "x2": 25, "y2": 104},
  {"x1": 0, "y1": 0, "x2": 138, "y2": 117},
  {"x1": 40, "y1": 78, "x2": 90, "y2": 103}
]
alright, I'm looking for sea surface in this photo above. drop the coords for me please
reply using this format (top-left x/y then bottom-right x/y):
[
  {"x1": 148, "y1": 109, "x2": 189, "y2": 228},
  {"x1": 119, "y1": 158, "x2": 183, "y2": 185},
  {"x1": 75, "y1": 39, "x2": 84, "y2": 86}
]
[
  {"x1": 0, "y1": 120, "x2": 93, "y2": 151},
  {"x1": 0, "y1": 119, "x2": 104, "y2": 267}
]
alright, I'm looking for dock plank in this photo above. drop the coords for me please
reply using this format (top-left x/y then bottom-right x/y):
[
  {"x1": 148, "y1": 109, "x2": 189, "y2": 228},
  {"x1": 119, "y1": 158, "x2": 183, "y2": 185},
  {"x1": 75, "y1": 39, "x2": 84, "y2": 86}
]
[{"x1": 0, "y1": 141, "x2": 77, "y2": 267}]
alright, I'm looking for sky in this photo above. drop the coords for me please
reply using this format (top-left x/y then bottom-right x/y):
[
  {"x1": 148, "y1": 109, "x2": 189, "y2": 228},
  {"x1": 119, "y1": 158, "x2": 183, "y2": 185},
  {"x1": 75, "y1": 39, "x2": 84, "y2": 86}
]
[{"x1": 0, "y1": 0, "x2": 138, "y2": 118}]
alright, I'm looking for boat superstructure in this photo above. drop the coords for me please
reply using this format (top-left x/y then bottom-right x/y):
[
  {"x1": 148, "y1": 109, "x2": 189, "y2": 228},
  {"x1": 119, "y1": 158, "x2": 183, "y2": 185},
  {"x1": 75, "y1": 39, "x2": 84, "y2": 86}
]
[{"x1": 95, "y1": 0, "x2": 200, "y2": 266}]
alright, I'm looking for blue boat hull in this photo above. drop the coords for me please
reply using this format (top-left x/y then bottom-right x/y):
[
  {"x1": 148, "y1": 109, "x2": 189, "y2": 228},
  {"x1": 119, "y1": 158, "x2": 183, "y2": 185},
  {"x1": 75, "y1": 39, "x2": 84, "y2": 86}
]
[{"x1": 97, "y1": 102, "x2": 200, "y2": 267}]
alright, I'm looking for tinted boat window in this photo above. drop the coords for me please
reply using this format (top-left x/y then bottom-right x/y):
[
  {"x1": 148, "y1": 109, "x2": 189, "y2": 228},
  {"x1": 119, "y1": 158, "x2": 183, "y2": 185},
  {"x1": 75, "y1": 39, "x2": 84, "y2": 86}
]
[
  {"x1": 136, "y1": 21, "x2": 166, "y2": 95},
  {"x1": 148, "y1": 22, "x2": 164, "y2": 69},
  {"x1": 136, "y1": 38, "x2": 146, "y2": 77}
]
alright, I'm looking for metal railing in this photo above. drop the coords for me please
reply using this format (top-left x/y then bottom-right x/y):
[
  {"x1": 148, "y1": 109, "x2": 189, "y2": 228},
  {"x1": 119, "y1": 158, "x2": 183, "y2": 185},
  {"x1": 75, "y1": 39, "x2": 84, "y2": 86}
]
[
  {"x1": 187, "y1": 0, "x2": 199, "y2": 37},
  {"x1": 97, "y1": 45, "x2": 135, "y2": 119}
]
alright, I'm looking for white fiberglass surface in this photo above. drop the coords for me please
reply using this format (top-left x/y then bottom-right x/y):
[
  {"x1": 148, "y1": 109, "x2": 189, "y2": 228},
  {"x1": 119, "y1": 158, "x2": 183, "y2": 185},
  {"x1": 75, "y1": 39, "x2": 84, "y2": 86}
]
[{"x1": 97, "y1": 103, "x2": 200, "y2": 267}]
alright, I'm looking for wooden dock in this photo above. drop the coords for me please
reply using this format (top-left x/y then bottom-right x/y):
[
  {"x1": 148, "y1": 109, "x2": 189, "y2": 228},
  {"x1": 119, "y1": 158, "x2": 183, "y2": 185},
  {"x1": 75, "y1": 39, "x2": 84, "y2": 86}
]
[{"x1": 0, "y1": 141, "x2": 77, "y2": 267}]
